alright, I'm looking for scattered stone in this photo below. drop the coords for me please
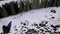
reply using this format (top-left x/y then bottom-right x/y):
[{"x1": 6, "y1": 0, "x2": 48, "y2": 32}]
[
  {"x1": 51, "y1": 17, "x2": 55, "y2": 19},
  {"x1": 39, "y1": 23, "x2": 45, "y2": 27},
  {"x1": 51, "y1": 10, "x2": 56, "y2": 13},
  {"x1": 34, "y1": 23, "x2": 38, "y2": 27},
  {"x1": 15, "y1": 29, "x2": 18, "y2": 31},
  {"x1": 23, "y1": 23, "x2": 26, "y2": 25},
  {"x1": 25, "y1": 29, "x2": 38, "y2": 34}
]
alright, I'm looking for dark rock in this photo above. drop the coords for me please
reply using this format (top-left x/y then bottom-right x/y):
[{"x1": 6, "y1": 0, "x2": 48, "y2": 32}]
[
  {"x1": 51, "y1": 17, "x2": 55, "y2": 19},
  {"x1": 34, "y1": 23, "x2": 38, "y2": 27},
  {"x1": 15, "y1": 29, "x2": 18, "y2": 31},
  {"x1": 51, "y1": 10, "x2": 56, "y2": 13},
  {"x1": 39, "y1": 23, "x2": 45, "y2": 27},
  {"x1": 2, "y1": 21, "x2": 12, "y2": 33},
  {"x1": 25, "y1": 29, "x2": 38, "y2": 34}
]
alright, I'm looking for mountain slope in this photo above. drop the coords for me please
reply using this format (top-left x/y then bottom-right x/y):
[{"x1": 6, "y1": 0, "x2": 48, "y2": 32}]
[{"x1": 0, "y1": 7, "x2": 60, "y2": 34}]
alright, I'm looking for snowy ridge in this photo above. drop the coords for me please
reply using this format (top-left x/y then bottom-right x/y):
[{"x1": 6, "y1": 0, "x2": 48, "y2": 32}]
[
  {"x1": 0, "y1": 0, "x2": 17, "y2": 7},
  {"x1": 0, "y1": 7, "x2": 60, "y2": 34}
]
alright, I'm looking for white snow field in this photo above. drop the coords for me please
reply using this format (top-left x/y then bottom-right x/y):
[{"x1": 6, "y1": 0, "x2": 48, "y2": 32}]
[{"x1": 0, "y1": 7, "x2": 60, "y2": 34}]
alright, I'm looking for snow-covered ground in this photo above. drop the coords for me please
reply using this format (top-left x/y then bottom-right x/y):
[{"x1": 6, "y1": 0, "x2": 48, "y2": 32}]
[{"x1": 0, "y1": 7, "x2": 60, "y2": 34}]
